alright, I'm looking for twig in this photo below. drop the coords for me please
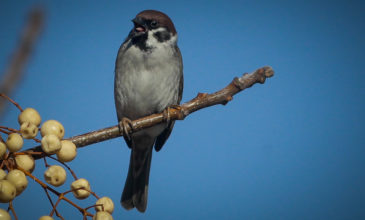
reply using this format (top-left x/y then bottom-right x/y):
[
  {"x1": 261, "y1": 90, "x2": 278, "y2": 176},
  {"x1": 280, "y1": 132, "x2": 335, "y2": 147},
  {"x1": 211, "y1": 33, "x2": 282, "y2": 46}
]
[
  {"x1": 17, "y1": 166, "x2": 93, "y2": 217},
  {"x1": 43, "y1": 188, "x2": 64, "y2": 220},
  {"x1": 0, "y1": 7, "x2": 44, "y2": 116},
  {"x1": 8, "y1": 201, "x2": 18, "y2": 220},
  {"x1": 0, "y1": 128, "x2": 11, "y2": 135},
  {"x1": 0, "y1": 94, "x2": 23, "y2": 112},
  {"x1": 47, "y1": 155, "x2": 78, "y2": 180},
  {"x1": 18, "y1": 66, "x2": 273, "y2": 160}
]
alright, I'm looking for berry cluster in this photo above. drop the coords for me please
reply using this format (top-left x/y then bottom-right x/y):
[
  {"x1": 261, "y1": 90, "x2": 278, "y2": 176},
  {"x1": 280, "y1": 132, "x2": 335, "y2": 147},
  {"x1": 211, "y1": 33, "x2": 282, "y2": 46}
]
[{"x1": 0, "y1": 102, "x2": 114, "y2": 220}]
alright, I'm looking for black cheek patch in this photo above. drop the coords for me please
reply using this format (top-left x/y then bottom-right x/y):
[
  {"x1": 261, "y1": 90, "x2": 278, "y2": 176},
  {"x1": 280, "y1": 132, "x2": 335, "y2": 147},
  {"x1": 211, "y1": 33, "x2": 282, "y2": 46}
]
[{"x1": 153, "y1": 30, "x2": 171, "y2": 42}]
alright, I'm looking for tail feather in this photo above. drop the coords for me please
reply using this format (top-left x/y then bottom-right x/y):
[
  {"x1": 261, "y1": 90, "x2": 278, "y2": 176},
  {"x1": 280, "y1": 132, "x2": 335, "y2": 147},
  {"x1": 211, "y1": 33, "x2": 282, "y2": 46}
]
[
  {"x1": 121, "y1": 137, "x2": 154, "y2": 212},
  {"x1": 121, "y1": 152, "x2": 134, "y2": 210}
]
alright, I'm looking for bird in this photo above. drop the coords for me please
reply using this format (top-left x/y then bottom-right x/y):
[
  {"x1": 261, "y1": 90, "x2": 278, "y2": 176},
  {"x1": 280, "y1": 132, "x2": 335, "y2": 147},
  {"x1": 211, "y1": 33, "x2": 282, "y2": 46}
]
[{"x1": 114, "y1": 10, "x2": 183, "y2": 212}]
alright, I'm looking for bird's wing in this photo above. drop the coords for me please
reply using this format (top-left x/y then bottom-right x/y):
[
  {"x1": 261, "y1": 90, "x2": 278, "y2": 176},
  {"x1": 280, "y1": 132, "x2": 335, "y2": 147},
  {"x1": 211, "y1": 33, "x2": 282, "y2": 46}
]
[{"x1": 155, "y1": 48, "x2": 183, "y2": 152}]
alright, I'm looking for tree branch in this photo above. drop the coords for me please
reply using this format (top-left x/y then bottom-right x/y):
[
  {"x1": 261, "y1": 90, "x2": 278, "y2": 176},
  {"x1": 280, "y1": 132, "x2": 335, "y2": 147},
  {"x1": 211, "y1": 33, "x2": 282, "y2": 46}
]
[
  {"x1": 0, "y1": 7, "x2": 44, "y2": 117},
  {"x1": 25, "y1": 66, "x2": 274, "y2": 160}
]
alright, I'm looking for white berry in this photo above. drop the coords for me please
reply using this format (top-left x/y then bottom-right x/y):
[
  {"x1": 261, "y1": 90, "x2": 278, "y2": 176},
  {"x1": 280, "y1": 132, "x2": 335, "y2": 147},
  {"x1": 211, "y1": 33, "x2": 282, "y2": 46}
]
[
  {"x1": 41, "y1": 120, "x2": 65, "y2": 139},
  {"x1": 0, "y1": 180, "x2": 16, "y2": 203},
  {"x1": 71, "y1": 178, "x2": 91, "y2": 199},
  {"x1": 44, "y1": 165, "x2": 66, "y2": 187},
  {"x1": 20, "y1": 122, "x2": 39, "y2": 139},
  {"x1": 41, "y1": 134, "x2": 61, "y2": 155},
  {"x1": 0, "y1": 208, "x2": 11, "y2": 220},
  {"x1": 93, "y1": 211, "x2": 113, "y2": 220},
  {"x1": 15, "y1": 154, "x2": 35, "y2": 173},
  {"x1": 18, "y1": 107, "x2": 41, "y2": 126},
  {"x1": 6, "y1": 169, "x2": 28, "y2": 196},
  {"x1": 6, "y1": 133, "x2": 23, "y2": 152},
  {"x1": 56, "y1": 140, "x2": 77, "y2": 162}
]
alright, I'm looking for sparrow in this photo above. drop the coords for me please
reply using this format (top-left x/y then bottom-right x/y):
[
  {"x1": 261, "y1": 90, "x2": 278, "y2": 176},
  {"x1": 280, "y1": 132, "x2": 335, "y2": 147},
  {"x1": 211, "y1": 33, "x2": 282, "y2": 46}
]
[{"x1": 114, "y1": 10, "x2": 183, "y2": 212}]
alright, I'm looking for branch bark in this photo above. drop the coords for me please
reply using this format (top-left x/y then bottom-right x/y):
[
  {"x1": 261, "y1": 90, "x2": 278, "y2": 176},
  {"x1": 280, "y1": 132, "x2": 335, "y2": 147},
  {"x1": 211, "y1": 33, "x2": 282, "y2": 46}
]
[{"x1": 26, "y1": 66, "x2": 274, "y2": 160}]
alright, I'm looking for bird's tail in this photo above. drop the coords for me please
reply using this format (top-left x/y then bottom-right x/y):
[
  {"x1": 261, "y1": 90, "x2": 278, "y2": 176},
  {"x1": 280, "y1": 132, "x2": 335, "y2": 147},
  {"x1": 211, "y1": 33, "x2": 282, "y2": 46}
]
[{"x1": 121, "y1": 137, "x2": 154, "y2": 212}]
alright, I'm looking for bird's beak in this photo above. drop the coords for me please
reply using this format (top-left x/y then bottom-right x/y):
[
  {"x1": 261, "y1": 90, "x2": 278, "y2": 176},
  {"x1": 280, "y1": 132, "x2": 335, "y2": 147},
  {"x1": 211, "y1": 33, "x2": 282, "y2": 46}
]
[{"x1": 132, "y1": 17, "x2": 146, "y2": 33}]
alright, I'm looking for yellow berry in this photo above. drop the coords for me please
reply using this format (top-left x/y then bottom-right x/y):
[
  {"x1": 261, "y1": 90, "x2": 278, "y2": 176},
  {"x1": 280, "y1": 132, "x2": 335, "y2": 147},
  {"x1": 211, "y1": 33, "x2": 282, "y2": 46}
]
[
  {"x1": 95, "y1": 196, "x2": 114, "y2": 214},
  {"x1": 20, "y1": 122, "x2": 39, "y2": 139},
  {"x1": 44, "y1": 165, "x2": 66, "y2": 187},
  {"x1": 93, "y1": 211, "x2": 113, "y2": 220},
  {"x1": 0, "y1": 142, "x2": 6, "y2": 159},
  {"x1": 6, "y1": 133, "x2": 23, "y2": 152},
  {"x1": 0, "y1": 180, "x2": 16, "y2": 203},
  {"x1": 56, "y1": 140, "x2": 77, "y2": 162},
  {"x1": 15, "y1": 154, "x2": 35, "y2": 173},
  {"x1": 18, "y1": 108, "x2": 41, "y2": 126},
  {"x1": 41, "y1": 120, "x2": 65, "y2": 139},
  {"x1": 41, "y1": 134, "x2": 61, "y2": 155},
  {"x1": 71, "y1": 178, "x2": 91, "y2": 199},
  {"x1": 39, "y1": 216, "x2": 54, "y2": 220},
  {"x1": 6, "y1": 169, "x2": 28, "y2": 196},
  {"x1": 0, "y1": 208, "x2": 11, "y2": 220},
  {"x1": 0, "y1": 170, "x2": 6, "y2": 180}
]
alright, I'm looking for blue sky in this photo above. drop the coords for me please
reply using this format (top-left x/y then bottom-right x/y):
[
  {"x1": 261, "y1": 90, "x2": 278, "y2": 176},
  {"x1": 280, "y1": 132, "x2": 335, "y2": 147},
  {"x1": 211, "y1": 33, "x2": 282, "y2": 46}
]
[{"x1": 0, "y1": 0, "x2": 364, "y2": 219}]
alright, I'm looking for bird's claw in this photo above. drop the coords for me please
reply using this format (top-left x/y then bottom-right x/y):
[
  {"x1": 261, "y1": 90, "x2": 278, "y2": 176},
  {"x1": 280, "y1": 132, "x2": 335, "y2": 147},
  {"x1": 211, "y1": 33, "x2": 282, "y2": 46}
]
[
  {"x1": 163, "y1": 105, "x2": 181, "y2": 124},
  {"x1": 119, "y1": 117, "x2": 133, "y2": 140}
]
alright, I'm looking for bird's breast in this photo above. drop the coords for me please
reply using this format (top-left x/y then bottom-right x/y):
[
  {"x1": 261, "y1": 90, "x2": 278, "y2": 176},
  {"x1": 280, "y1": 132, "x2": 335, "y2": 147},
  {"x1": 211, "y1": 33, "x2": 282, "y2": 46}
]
[{"x1": 115, "y1": 44, "x2": 182, "y2": 120}]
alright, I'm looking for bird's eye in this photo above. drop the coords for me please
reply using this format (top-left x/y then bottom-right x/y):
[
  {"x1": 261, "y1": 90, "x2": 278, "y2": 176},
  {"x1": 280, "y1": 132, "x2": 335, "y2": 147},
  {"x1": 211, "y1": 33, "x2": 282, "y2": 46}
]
[{"x1": 150, "y1": 20, "x2": 158, "y2": 28}]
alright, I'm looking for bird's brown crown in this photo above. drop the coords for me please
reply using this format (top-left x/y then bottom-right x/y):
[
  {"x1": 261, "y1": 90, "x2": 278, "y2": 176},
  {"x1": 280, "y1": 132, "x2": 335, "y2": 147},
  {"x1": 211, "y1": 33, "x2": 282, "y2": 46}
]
[{"x1": 136, "y1": 10, "x2": 177, "y2": 35}]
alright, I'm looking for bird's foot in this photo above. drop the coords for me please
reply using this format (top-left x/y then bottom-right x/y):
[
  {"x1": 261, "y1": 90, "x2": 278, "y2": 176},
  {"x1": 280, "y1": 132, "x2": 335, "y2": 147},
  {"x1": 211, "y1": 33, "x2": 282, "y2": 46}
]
[
  {"x1": 163, "y1": 105, "x2": 182, "y2": 124},
  {"x1": 119, "y1": 117, "x2": 134, "y2": 140}
]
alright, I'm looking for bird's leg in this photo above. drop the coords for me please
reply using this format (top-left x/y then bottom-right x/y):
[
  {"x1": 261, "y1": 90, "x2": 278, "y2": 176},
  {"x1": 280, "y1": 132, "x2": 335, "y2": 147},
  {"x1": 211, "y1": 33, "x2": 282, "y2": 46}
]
[
  {"x1": 119, "y1": 117, "x2": 134, "y2": 140},
  {"x1": 163, "y1": 105, "x2": 182, "y2": 124}
]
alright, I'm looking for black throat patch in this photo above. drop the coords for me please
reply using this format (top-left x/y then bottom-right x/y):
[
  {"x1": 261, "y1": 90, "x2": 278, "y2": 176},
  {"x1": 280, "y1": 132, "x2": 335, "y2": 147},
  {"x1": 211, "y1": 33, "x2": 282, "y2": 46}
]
[{"x1": 131, "y1": 33, "x2": 151, "y2": 52}]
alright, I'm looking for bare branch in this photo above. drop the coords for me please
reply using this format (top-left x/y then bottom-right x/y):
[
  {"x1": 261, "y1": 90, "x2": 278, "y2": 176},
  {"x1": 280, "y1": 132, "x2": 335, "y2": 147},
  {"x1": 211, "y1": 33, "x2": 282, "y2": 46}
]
[
  {"x1": 0, "y1": 7, "x2": 44, "y2": 116},
  {"x1": 23, "y1": 66, "x2": 274, "y2": 160}
]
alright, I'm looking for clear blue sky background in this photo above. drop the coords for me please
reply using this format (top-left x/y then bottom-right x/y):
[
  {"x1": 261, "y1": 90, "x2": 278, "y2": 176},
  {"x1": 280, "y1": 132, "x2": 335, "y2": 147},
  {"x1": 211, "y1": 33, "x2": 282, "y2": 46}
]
[{"x1": 1, "y1": 0, "x2": 364, "y2": 219}]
